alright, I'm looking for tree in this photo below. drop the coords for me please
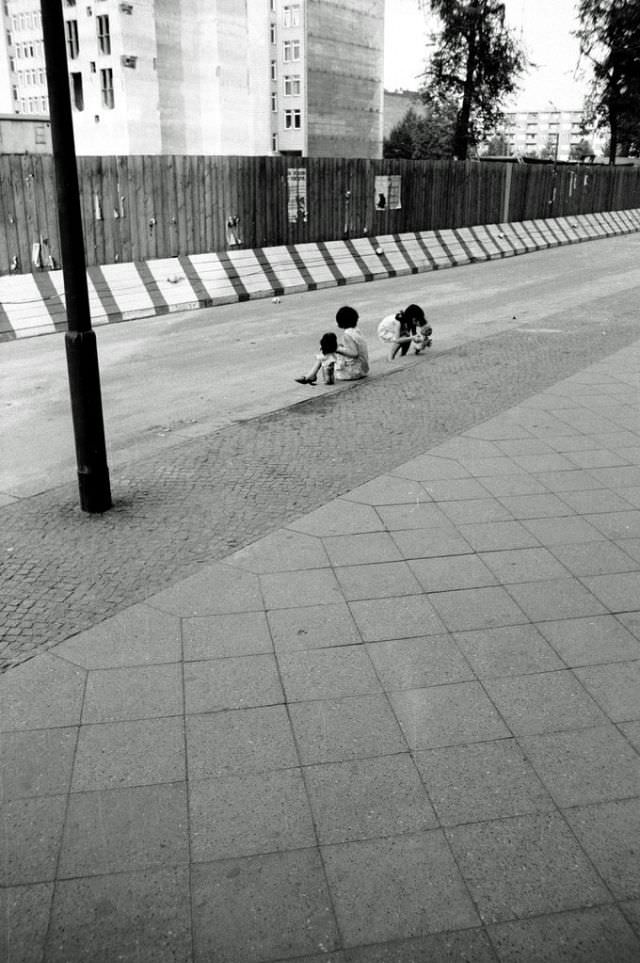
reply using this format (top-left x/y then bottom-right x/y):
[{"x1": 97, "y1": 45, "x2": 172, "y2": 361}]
[
  {"x1": 569, "y1": 137, "x2": 596, "y2": 160},
  {"x1": 576, "y1": 0, "x2": 640, "y2": 162},
  {"x1": 539, "y1": 137, "x2": 559, "y2": 161},
  {"x1": 481, "y1": 132, "x2": 510, "y2": 155},
  {"x1": 420, "y1": 0, "x2": 525, "y2": 160},
  {"x1": 383, "y1": 104, "x2": 457, "y2": 159}
]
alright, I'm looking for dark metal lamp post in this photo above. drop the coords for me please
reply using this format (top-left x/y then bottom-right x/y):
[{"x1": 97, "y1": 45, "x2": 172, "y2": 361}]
[{"x1": 40, "y1": 0, "x2": 112, "y2": 512}]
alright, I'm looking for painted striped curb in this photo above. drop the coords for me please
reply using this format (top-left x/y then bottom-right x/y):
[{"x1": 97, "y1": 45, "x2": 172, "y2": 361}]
[{"x1": 1, "y1": 208, "x2": 639, "y2": 341}]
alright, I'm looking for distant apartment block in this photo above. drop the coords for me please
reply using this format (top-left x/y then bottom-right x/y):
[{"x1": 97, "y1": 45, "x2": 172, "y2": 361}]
[
  {"x1": 0, "y1": 0, "x2": 383, "y2": 157},
  {"x1": 502, "y1": 109, "x2": 589, "y2": 161}
]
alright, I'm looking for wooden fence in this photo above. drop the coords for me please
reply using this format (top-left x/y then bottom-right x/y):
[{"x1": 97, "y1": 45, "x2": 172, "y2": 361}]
[{"x1": 1, "y1": 153, "x2": 640, "y2": 276}]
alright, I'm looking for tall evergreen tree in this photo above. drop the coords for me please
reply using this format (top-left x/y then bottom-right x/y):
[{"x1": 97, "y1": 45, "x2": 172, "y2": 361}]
[
  {"x1": 383, "y1": 104, "x2": 457, "y2": 159},
  {"x1": 576, "y1": 0, "x2": 640, "y2": 162},
  {"x1": 421, "y1": 0, "x2": 525, "y2": 159}
]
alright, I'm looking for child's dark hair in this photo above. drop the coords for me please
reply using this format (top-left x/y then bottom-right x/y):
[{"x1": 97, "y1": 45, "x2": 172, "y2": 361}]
[
  {"x1": 404, "y1": 304, "x2": 427, "y2": 327},
  {"x1": 404, "y1": 304, "x2": 426, "y2": 324},
  {"x1": 320, "y1": 331, "x2": 338, "y2": 354},
  {"x1": 336, "y1": 305, "x2": 359, "y2": 329}
]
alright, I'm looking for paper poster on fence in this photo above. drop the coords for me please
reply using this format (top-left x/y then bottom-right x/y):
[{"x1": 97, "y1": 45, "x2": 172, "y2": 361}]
[
  {"x1": 287, "y1": 168, "x2": 308, "y2": 223},
  {"x1": 375, "y1": 174, "x2": 402, "y2": 211}
]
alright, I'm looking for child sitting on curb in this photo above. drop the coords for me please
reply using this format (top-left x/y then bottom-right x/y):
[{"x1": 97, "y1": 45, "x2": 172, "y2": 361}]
[
  {"x1": 295, "y1": 332, "x2": 338, "y2": 385},
  {"x1": 295, "y1": 306, "x2": 369, "y2": 385}
]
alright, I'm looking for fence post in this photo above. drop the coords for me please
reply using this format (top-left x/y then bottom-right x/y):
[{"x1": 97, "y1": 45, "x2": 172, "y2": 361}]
[{"x1": 502, "y1": 162, "x2": 513, "y2": 223}]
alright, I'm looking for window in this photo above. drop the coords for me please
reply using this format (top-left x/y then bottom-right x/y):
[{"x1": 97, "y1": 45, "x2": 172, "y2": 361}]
[
  {"x1": 270, "y1": 60, "x2": 276, "y2": 80},
  {"x1": 65, "y1": 0, "x2": 77, "y2": 5},
  {"x1": 283, "y1": 5, "x2": 300, "y2": 27},
  {"x1": 90, "y1": 60, "x2": 96, "y2": 72},
  {"x1": 65, "y1": 19, "x2": 79, "y2": 59},
  {"x1": 35, "y1": 124, "x2": 47, "y2": 144},
  {"x1": 283, "y1": 39, "x2": 300, "y2": 61},
  {"x1": 271, "y1": 133, "x2": 278, "y2": 151},
  {"x1": 284, "y1": 108, "x2": 301, "y2": 129},
  {"x1": 271, "y1": 92, "x2": 277, "y2": 112},
  {"x1": 100, "y1": 67, "x2": 114, "y2": 107},
  {"x1": 270, "y1": 23, "x2": 276, "y2": 44},
  {"x1": 96, "y1": 14, "x2": 111, "y2": 54},
  {"x1": 283, "y1": 74, "x2": 300, "y2": 96},
  {"x1": 71, "y1": 71, "x2": 84, "y2": 110}
]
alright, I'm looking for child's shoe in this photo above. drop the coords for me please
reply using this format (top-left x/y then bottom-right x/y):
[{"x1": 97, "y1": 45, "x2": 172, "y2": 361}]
[{"x1": 295, "y1": 375, "x2": 317, "y2": 385}]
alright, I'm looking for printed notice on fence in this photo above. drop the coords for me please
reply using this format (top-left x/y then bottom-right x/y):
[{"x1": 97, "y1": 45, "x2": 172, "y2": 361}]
[
  {"x1": 288, "y1": 168, "x2": 308, "y2": 223},
  {"x1": 375, "y1": 175, "x2": 402, "y2": 211}
]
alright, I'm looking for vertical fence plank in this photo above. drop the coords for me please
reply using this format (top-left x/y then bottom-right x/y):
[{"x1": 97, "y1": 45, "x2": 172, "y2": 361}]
[
  {"x1": 1, "y1": 156, "x2": 22, "y2": 271},
  {"x1": 202, "y1": 155, "x2": 213, "y2": 253},
  {"x1": 9, "y1": 155, "x2": 31, "y2": 273},
  {"x1": 20, "y1": 155, "x2": 39, "y2": 271},
  {"x1": 0, "y1": 157, "x2": 11, "y2": 273},
  {"x1": 173, "y1": 155, "x2": 186, "y2": 256},
  {"x1": 115, "y1": 155, "x2": 131, "y2": 264},
  {"x1": 93, "y1": 156, "x2": 108, "y2": 267},
  {"x1": 76, "y1": 156, "x2": 93, "y2": 268},
  {"x1": 41, "y1": 154, "x2": 62, "y2": 269},
  {"x1": 161, "y1": 154, "x2": 177, "y2": 257},
  {"x1": 211, "y1": 155, "x2": 225, "y2": 250},
  {"x1": 30, "y1": 155, "x2": 53, "y2": 268},
  {"x1": 196, "y1": 155, "x2": 207, "y2": 253},
  {"x1": 148, "y1": 155, "x2": 164, "y2": 259},
  {"x1": 101, "y1": 155, "x2": 117, "y2": 265}
]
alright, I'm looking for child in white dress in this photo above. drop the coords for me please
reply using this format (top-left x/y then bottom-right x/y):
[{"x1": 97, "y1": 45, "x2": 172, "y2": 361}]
[
  {"x1": 295, "y1": 306, "x2": 369, "y2": 385},
  {"x1": 378, "y1": 304, "x2": 432, "y2": 359}
]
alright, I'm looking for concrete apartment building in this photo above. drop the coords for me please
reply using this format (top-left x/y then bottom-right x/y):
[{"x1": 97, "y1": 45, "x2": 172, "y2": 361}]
[
  {"x1": 0, "y1": 0, "x2": 384, "y2": 157},
  {"x1": 502, "y1": 109, "x2": 589, "y2": 161}
]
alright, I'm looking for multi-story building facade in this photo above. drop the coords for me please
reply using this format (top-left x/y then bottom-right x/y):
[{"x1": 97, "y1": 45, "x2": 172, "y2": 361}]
[
  {"x1": 0, "y1": 2, "x2": 48, "y2": 117},
  {"x1": 269, "y1": 0, "x2": 384, "y2": 157},
  {"x1": 502, "y1": 109, "x2": 589, "y2": 161},
  {"x1": 0, "y1": 0, "x2": 383, "y2": 157}
]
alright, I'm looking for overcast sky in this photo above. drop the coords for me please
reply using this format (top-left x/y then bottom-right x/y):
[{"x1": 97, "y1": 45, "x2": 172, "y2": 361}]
[{"x1": 384, "y1": 0, "x2": 589, "y2": 110}]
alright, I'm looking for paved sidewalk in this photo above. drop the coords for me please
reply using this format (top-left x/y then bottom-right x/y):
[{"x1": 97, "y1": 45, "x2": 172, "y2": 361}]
[{"x1": 2, "y1": 341, "x2": 640, "y2": 962}]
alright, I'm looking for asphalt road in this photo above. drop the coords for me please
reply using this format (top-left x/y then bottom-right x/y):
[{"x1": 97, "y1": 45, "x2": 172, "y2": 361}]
[
  {"x1": 3, "y1": 232, "x2": 639, "y2": 500},
  {"x1": 1, "y1": 233, "x2": 640, "y2": 668}
]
